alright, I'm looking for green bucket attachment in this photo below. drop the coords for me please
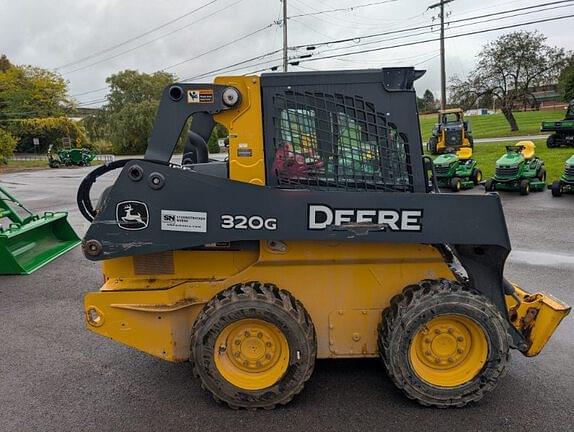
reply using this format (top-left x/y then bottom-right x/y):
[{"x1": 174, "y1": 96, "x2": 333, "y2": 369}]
[{"x1": 0, "y1": 186, "x2": 80, "y2": 275}]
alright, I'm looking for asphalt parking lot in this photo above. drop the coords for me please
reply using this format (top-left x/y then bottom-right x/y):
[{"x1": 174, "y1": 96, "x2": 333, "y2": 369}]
[{"x1": 1, "y1": 166, "x2": 573, "y2": 432}]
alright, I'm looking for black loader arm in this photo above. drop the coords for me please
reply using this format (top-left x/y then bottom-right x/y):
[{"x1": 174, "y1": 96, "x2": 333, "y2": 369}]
[{"x1": 144, "y1": 84, "x2": 239, "y2": 162}]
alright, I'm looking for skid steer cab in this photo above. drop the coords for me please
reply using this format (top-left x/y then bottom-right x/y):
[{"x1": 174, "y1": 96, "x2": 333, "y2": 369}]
[{"x1": 78, "y1": 68, "x2": 569, "y2": 410}]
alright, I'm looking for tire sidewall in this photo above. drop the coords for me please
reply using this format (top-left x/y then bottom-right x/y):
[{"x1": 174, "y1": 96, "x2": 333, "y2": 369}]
[
  {"x1": 192, "y1": 298, "x2": 314, "y2": 407},
  {"x1": 385, "y1": 292, "x2": 509, "y2": 403}
]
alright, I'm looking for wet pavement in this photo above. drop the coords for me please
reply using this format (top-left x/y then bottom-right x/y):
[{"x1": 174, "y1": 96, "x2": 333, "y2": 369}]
[{"x1": 1, "y1": 166, "x2": 573, "y2": 431}]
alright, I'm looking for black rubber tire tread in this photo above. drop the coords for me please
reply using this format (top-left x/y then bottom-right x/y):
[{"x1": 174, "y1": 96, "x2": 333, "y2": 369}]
[
  {"x1": 428, "y1": 137, "x2": 438, "y2": 154},
  {"x1": 551, "y1": 180, "x2": 563, "y2": 197},
  {"x1": 484, "y1": 178, "x2": 495, "y2": 192},
  {"x1": 449, "y1": 177, "x2": 461, "y2": 192},
  {"x1": 378, "y1": 279, "x2": 510, "y2": 408},
  {"x1": 546, "y1": 134, "x2": 556, "y2": 148},
  {"x1": 537, "y1": 167, "x2": 546, "y2": 182},
  {"x1": 190, "y1": 282, "x2": 316, "y2": 410},
  {"x1": 471, "y1": 168, "x2": 482, "y2": 185},
  {"x1": 519, "y1": 179, "x2": 530, "y2": 196}
]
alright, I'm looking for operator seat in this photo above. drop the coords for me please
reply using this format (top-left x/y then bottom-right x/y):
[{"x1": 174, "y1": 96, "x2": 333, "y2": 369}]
[{"x1": 517, "y1": 141, "x2": 535, "y2": 160}]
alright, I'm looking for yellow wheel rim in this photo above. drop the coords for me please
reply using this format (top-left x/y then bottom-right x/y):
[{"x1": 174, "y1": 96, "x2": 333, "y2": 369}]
[
  {"x1": 214, "y1": 319, "x2": 289, "y2": 390},
  {"x1": 476, "y1": 171, "x2": 482, "y2": 182},
  {"x1": 409, "y1": 315, "x2": 488, "y2": 387}
]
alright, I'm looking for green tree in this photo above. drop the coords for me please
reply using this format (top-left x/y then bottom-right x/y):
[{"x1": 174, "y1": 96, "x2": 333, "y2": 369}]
[
  {"x1": 0, "y1": 54, "x2": 12, "y2": 72},
  {"x1": 422, "y1": 89, "x2": 436, "y2": 112},
  {"x1": 0, "y1": 64, "x2": 70, "y2": 121},
  {"x1": 449, "y1": 31, "x2": 568, "y2": 131},
  {"x1": 85, "y1": 70, "x2": 175, "y2": 154},
  {"x1": 559, "y1": 56, "x2": 574, "y2": 102},
  {"x1": 7, "y1": 117, "x2": 88, "y2": 153},
  {"x1": 0, "y1": 127, "x2": 17, "y2": 164}
]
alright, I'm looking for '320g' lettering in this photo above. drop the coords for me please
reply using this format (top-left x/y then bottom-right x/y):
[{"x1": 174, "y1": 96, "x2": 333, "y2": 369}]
[{"x1": 221, "y1": 214, "x2": 278, "y2": 231}]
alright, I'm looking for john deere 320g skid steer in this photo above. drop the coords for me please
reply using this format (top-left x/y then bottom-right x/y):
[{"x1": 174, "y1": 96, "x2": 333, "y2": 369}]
[{"x1": 78, "y1": 68, "x2": 569, "y2": 409}]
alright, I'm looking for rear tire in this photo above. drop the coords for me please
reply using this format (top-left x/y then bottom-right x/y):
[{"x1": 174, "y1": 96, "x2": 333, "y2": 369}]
[
  {"x1": 537, "y1": 167, "x2": 546, "y2": 182},
  {"x1": 551, "y1": 181, "x2": 563, "y2": 197},
  {"x1": 379, "y1": 279, "x2": 510, "y2": 408},
  {"x1": 519, "y1": 179, "x2": 530, "y2": 195},
  {"x1": 190, "y1": 282, "x2": 316, "y2": 409},
  {"x1": 471, "y1": 168, "x2": 482, "y2": 185}
]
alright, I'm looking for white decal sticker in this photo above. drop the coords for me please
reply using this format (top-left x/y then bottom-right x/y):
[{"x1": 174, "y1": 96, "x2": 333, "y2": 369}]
[{"x1": 161, "y1": 210, "x2": 207, "y2": 232}]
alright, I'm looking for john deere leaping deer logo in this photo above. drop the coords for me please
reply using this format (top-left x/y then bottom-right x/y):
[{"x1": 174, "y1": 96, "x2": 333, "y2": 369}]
[{"x1": 116, "y1": 201, "x2": 149, "y2": 230}]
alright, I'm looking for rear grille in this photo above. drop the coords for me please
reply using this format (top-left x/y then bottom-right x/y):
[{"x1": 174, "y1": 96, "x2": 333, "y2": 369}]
[{"x1": 496, "y1": 166, "x2": 519, "y2": 177}]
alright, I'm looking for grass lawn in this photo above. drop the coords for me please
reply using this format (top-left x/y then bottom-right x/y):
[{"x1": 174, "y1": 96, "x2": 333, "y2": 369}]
[
  {"x1": 0, "y1": 159, "x2": 103, "y2": 174},
  {"x1": 419, "y1": 110, "x2": 565, "y2": 142},
  {"x1": 447, "y1": 140, "x2": 573, "y2": 181}
]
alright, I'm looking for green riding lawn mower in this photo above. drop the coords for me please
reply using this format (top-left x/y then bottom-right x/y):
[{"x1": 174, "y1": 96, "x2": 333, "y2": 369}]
[
  {"x1": 550, "y1": 154, "x2": 574, "y2": 197},
  {"x1": 48, "y1": 144, "x2": 97, "y2": 168},
  {"x1": 432, "y1": 146, "x2": 482, "y2": 192},
  {"x1": 0, "y1": 185, "x2": 80, "y2": 274},
  {"x1": 484, "y1": 141, "x2": 546, "y2": 196},
  {"x1": 541, "y1": 99, "x2": 574, "y2": 148}
]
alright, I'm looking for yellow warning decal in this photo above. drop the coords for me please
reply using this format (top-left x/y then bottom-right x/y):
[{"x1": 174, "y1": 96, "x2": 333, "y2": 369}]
[{"x1": 187, "y1": 89, "x2": 214, "y2": 104}]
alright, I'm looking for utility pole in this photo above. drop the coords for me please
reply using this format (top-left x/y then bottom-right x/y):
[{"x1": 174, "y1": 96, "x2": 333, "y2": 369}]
[
  {"x1": 428, "y1": 0, "x2": 453, "y2": 110},
  {"x1": 282, "y1": 0, "x2": 288, "y2": 72}
]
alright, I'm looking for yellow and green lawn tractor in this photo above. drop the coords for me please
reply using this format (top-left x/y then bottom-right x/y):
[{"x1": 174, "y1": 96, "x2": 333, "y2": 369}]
[
  {"x1": 432, "y1": 146, "x2": 482, "y2": 192},
  {"x1": 550, "y1": 154, "x2": 574, "y2": 197},
  {"x1": 484, "y1": 141, "x2": 547, "y2": 195},
  {"x1": 427, "y1": 108, "x2": 474, "y2": 155},
  {"x1": 77, "y1": 69, "x2": 569, "y2": 410},
  {"x1": 0, "y1": 185, "x2": 80, "y2": 274}
]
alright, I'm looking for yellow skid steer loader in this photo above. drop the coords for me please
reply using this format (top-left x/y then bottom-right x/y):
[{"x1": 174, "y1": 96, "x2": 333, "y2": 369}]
[{"x1": 77, "y1": 68, "x2": 569, "y2": 409}]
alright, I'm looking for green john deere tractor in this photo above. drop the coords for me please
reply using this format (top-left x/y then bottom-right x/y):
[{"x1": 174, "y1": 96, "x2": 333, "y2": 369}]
[
  {"x1": 550, "y1": 155, "x2": 574, "y2": 197},
  {"x1": 432, "y1": 146, "x2": 482, "y2": 192},
  {"x1": 484, "y1": 141, "x2": 546, "y2": 195},
  {"x1": 48, "y1": 145, "x2": 96, "y2": 168},
  {"x1": 541, "y1": 100, "x2": 574, "y2": 148}
]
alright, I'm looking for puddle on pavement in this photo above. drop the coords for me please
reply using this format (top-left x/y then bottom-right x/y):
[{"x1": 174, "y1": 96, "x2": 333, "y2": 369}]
[{"x1": 509, "y1": 250, "x2": 574, "y2": 267}]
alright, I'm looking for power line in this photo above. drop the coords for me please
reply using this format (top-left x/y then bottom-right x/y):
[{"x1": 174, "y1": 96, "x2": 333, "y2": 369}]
[
  {"x1": 54, "y1": 0, "x2": 221, "y2": 70},
  {"x1": 289, "y1": 0, "x2": 398, "y2": 19},
  {"x1": 292, "y1": 12, "x2": 574, "y2": 65},
  {"x1": 60, "y1": 0, "x2": 245, "y2": 75},
  {"x1": 289, "y1": 0, "x2": 574, "y2": 50}
]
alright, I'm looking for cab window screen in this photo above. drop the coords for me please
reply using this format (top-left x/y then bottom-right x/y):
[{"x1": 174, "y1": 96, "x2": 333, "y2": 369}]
[{"x1": 270, "y1": 90, "x2": 412, "y2": 191}]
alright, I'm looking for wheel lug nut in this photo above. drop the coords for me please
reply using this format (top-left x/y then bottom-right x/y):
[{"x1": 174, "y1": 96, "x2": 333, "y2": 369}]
[
  {"x1": 448, "y1": 357, "x2": 454, "y2": 363},
  {"x1": 234, "y1": 339, "x2": 241, "y2": 345},
  {"x1": 424, "y1": 338, "x2": 431, "y2": 344},
  {"x1": 244, "y1": 331, "x2": 250, "y2": 337},
  {"x1": 435, "y1": 357, "x2": 441, "y2": 363},
  {"x1": 456, "y1": 336, "x2": 463, "y2": 342},
  {"x1": 434, "y1": 329, "x2": 441, "y2": 335},
  {"x1": 265, "y1": 353, "x2": 272, "y2": 360},
  {"x1": 257, "y1": 332, "x2": 263, "y2": 339},
  {"x1": 425, "y1": 350, "x2": 432, "y2": 356},
  {"x1": 457, "y1": 348, "x2": 463, "y2": 354},
  {"x1": 243, "y1": 360, "x2": 249, "y2": 367},
  {"x1": 266, "y1": 342, "x2": 272, "y2": 348},
  {"x1": 234, "y1": 352, "x2": 240, "y2": 358},
  {"x1": 447, "y1": 328, "x2": 454, "y2": 334}
]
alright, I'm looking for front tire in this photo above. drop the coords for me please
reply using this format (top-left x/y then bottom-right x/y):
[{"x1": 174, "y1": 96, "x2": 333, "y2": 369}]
[
  {"x1": 484, "y1": 178, "x2": 495, "y2": 192},
  {"x1": 519, "y1": 179, "x2": 530, "y2": 195},
  {"x1": 546, "y1": 134, "x2": 557, "y2": 148},
  {"x1": 551, "y1": 180, "x2": 563, "y2": 197},
  {"x1": 190, "y1": 282, "x2": 316, "y2": 409},
  {"x1": 379, "y1": 280, "x2": 510, "y2": 408},
  {"x1": 450, "y1": 177, "x2": 462, "y2": 192},
  {"x1": 471, "y1": 168, "x2": 482, "y2": 185}
]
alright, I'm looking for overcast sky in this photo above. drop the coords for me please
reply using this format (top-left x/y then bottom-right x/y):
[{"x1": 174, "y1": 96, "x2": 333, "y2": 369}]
[{"x1": 1, "y1": 0, "x2": 573, "y2": 106}]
